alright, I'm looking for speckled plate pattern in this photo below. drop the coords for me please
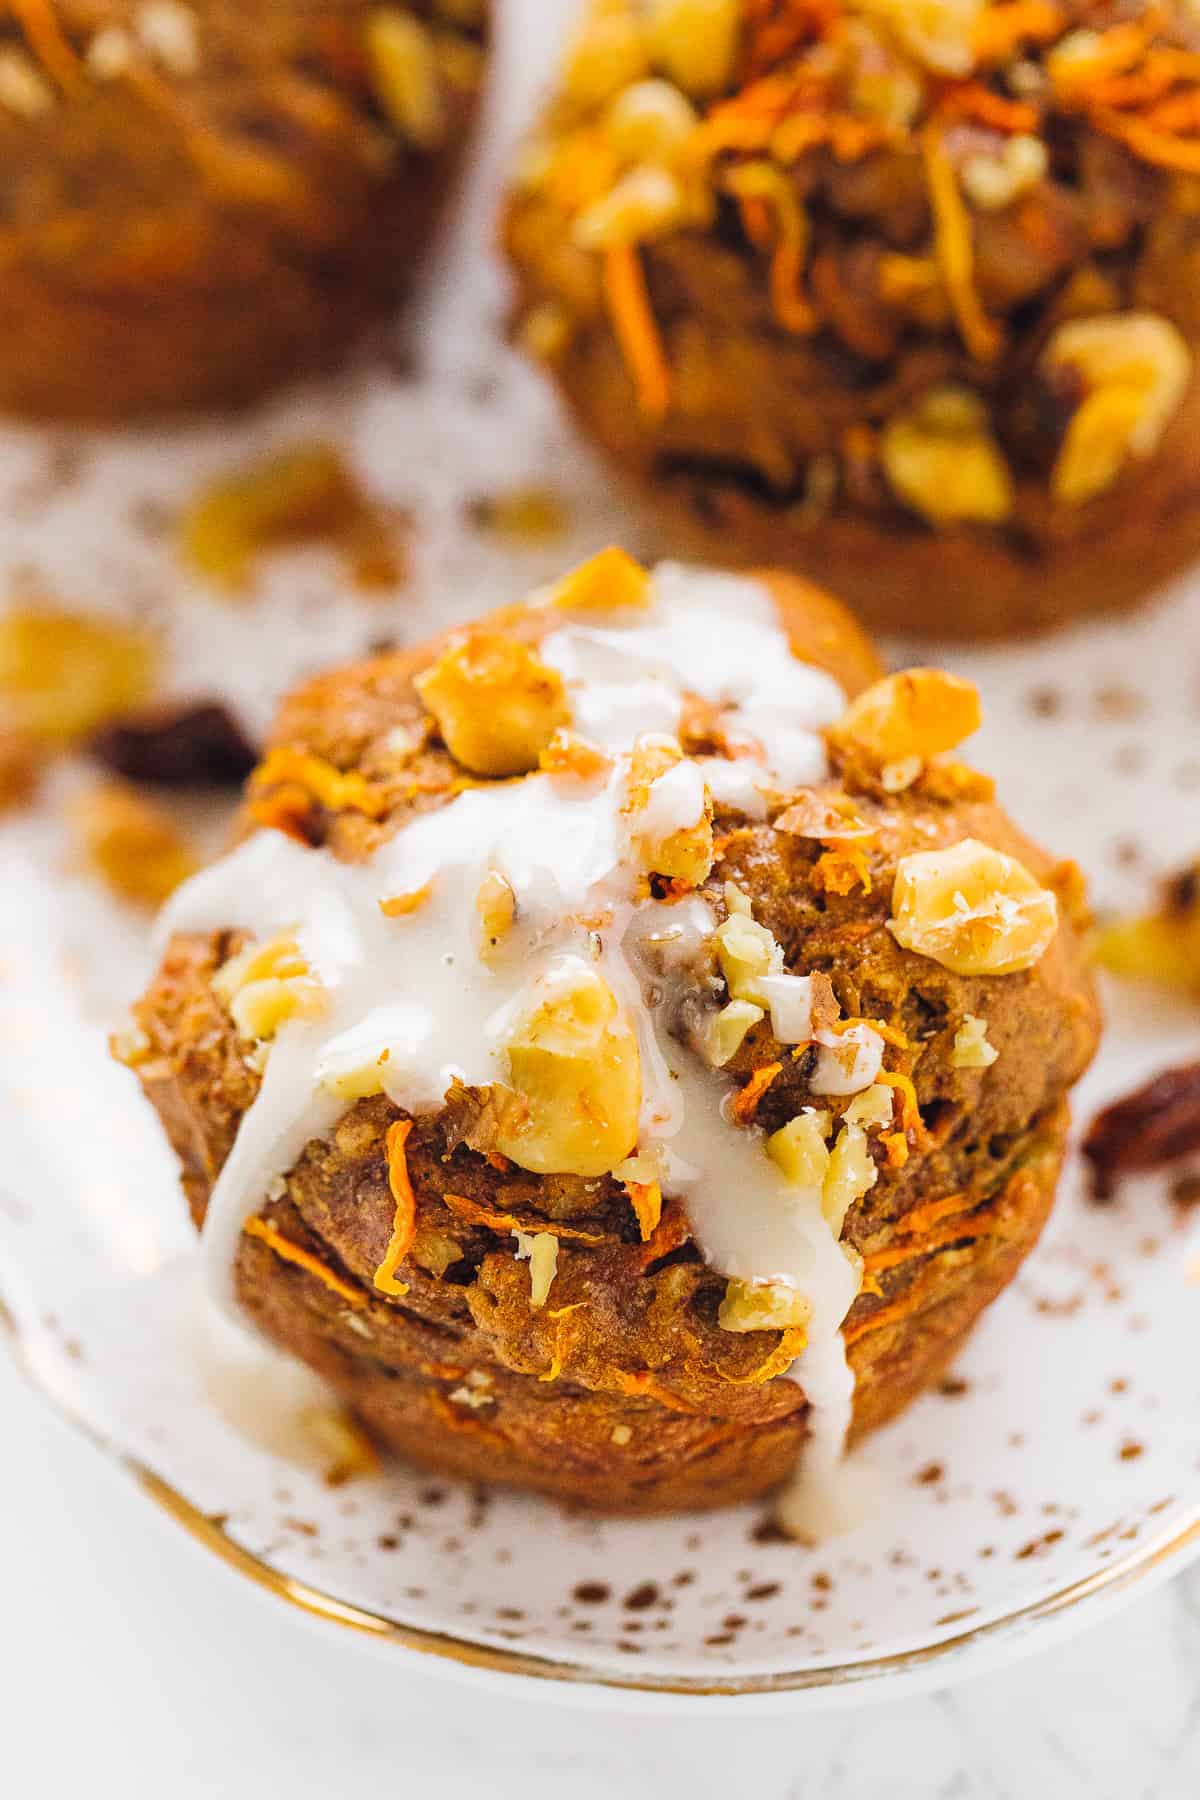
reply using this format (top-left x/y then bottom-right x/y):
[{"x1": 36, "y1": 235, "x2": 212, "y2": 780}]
[{"x1": 1, "y1": 0, "x2": 1199, "y2": 1709}]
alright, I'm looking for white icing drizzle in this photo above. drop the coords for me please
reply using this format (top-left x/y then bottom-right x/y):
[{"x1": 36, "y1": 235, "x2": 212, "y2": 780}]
[{"x1": 159, "y1": 565, "x2": 877, "y2": 1536}]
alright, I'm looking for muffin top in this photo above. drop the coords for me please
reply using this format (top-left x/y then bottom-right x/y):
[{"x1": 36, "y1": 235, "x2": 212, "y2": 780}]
[
  {"x1": 508, "y1": 0, "x2": 1198, "y2": 524},
  {"x1": 134, "y1": 554, "x2": 1097, "y2": 1524},
  {"x1": 0, "y1": 2, "x2": 488, "y2": 271}
]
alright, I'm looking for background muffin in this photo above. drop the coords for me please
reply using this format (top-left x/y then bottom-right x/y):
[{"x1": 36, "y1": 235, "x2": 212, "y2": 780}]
[
  {"x1": 505, "y1": 0, "x2": 1200, "y2": 639},
  {"x1": 123, "y1": 559, "x2": 1099, "y2": 1516},
  {"x1": 0, "y1": 0, "x2": 488, "y2": 420}
]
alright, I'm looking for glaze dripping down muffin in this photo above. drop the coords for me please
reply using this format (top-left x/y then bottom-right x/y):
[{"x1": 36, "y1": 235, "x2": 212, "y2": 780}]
[
  {"x1": 121, "y1": 554, "x2": 1099, "y2": 1523},
  {"x1": 505, "y1": 0, "x2": 1200, "y2": 638}
]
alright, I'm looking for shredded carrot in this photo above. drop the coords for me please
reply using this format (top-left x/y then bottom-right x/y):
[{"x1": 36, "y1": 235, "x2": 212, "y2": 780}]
[
  {"x1": 770, "y1": 235, "x2": 819, "y2": 333},
  {"x1": 738, "y1": 194, "x2": 774, "y2": 250},
  {"x1": 843, "y1": 1292, "x2": 921, "y2": 1348},
  {"x1": 252, "y1": 746, "x2": 387, "y2": 821},
  {"x1": 894, "y1": 1189, "x2": 971, "y2": 1238},
  {"x1": 243, "y1": 1216, "x2": 366, "y2": 1309},
  {"x1": 1092, "y1": 108, "x2": 1200, "y2": 172},
  {"x1": 876, "y1": 1069, "x2": 924, "y2": 1139},
  {"x1": 732, "y1": 1060, "x2": 783, "y2": 1123},
  {"x1": 11, "y1": 0, "x2": 83, "y2": 93},
  {"x1": 624, "y1": 1178, "x2": 663, "y2": 1242},
  {"x1": 921, "y1": 124, "x2": 1002, "y2": 364},
  {"x1": 716, "y1": 1324, "x2": 807, "y2": 1386},
  {"x1": 419, "y1": 1360, "x2": 467, "y2": 1381},
  {"x1": 440, "y1": 1190, "x2": 605, "y2": 1244},
  {"x1": 881, "y1": 1131, "x2": 910, "y2": 1170},
  {"x1": 863, "y1": 1207, "x2": 1011, "y2": 1274},
  {"x1": 638, "y1": 1204, "x2": 692, "y2": 1266},
  {"x1": 538, "y1": 1301, "x2": 586, "y2": 1383},
  {"x1": 615, "y1": 1370, "x2": 700, "y2": 1414},
  {"x1": 604, "y1": 245, "x2": 671, "y2": 421},
  {"x1": 938, "y1": 82, "x2": 1040, "y2": 134},
  {"x1": 813, "y1": 844, "x2": 872, "y2": 896},
  {"x1": 374, "y1": 1120, "x2": 416, "y2": 1296}
]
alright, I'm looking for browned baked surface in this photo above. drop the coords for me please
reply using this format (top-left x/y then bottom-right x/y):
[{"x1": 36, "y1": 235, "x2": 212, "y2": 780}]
[
  {"x1": 126, "y1": 569, "x2": 1100, "y2": 1512},
  {"x1": 504, "y1": 0, "x2": 1200, "y2": 639},
  {"x1": 0, "y1": 1, "x2": 488, "y2": 420}
]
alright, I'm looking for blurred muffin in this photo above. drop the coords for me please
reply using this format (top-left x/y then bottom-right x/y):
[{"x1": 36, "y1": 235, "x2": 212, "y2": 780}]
[
  {"x1": 505, "y1": 0, "x2": 1200, "y2": 638},
  {"x1": 122, "y1": 554, "x2": 1098, "y2": 1519},
  {"x1": 0, "y1": 0, "x2": 488, "y2": 419}
]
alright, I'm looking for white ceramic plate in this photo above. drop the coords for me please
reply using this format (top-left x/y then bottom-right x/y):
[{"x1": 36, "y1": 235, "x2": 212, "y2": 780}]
[{"x1": 2, "y1": 0, "x2": 1199, "y2": 1710}]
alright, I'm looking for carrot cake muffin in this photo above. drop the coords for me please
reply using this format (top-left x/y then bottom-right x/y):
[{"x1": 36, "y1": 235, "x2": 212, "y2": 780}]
[
  {"x1": 121, "y1": 553, "x2": 1099, "y2": 1525},
  {"x1": 505, "y1": 0, "x2": 1200, "y2": 638},
  {"x1": 0, "y1": 1, "x2": 488, "y2": 419}
]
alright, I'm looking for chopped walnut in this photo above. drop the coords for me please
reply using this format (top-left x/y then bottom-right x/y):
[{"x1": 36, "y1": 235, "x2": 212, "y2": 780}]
[
  {"x1": 625, "y1": 734, "x2": 714, "y2": 885},
  {"x1": 646, "y1": 0, "x2": 741, "y2": 97},
  {"x1": 719, "y1": 1277, "x2": 810, "y2": 1334},
  {"x1": 607, "y1": 77, "x2": 698, "y2": 161},
  {"x1": 180, "y1": 444, "x2": 401, "y2": 593},
  {"x1": 697, "y1": 997, "x2": 764, "y2": 1068},
  {"x1": 860, "y1": 0, "x2": 984, "y2": 77},
  {"x1": 575, "y1": 166, "x2": 689, "y2": 247},
  {"x1": 416, "y1": 630, "x2": 570, "y2": 777},
  {"x1": 952, "y1": 1013, "x2": 999, "y2": 1068},
  {"x1": 822, "y1": 1121, "x2": 878, "y2": 1230},
  {"x1": 889, "y1": 838, "x2": 1058, "y2": 975},
  {"x1": 302, "y1": 1407, "x2": 379, "y2": 1488},
  {"x1": 214, "y1": 934, "x2": 326, "y2": 1041},
  {"x1": 494, "y1": 960, "x2": 641, "y2": 1176},
  {"x1": 881, "y1": 386, "x2": 1014, "y2": 526},
  {"x1": 72, "y1": 782, "x2": 198, "y2": 907},
  {"x1": 715, "y1": 891, "x2": 785, "y2": 1006},
  {"x1": 0, "y1": 607, "x2": 157, "y2": 744},
  {"x1": 475, "y1": 870, "x2": 517, "y2": 961},
  {"x1": 468, "y1": 487, "x2": 568, "y2": 542},
  {"x1": 513, "y1": 1229, "x2": 559, "y2": 1308},
  {"x1": 0, "y1": 48, "x2": 54, "y2": 117},
  {"x1": 960, "y1": 133, "x2": 1047, "y2": 211},
  {"x1": 829, "y1": 668, "x2": 982, "y2": 771},
  {"x1": 1094, "y1": 862, "x2": 1200, "y2": 994},
  {"x1": 1044, "y1": 314, "x2": 1192, "y2": 505},
  {"x1": 546, "y1": 546, "x2": 651, "y2": 613},
  {"x1": 563, "y1": 8, "x2": 647, "y2": 108},
  {"x1": 842, "y1": 1082, "x2": 895, "y2": 1129},
  {"x1": 366, "y1": 8, "x2": 445, "y2": 145},
  {"x1": 767, "y1": 1111, "x2": 832, "y2": 1187}
]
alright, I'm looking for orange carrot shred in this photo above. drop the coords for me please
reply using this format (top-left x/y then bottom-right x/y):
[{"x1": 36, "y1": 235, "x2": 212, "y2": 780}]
[
  {"x1": 895, "y1": 1189, "x2": 971, "y2": 1238},
  {"x1": 732, "y1": 1061, "x2": 784, "y2": 1123},
  {"x1": 716, "y1": 1324, "x2": 807, "y2": 1386},
  {"x1": 440, "y1": 1190, "x2": 605, "y2": 1244},
  {"x1": 863, "y1": 1208, "x2": 1011, "y2": 1274},
  {"x1": 252, "y1": 746, "x2": 387, "y2": 821},
  {"x1": 243, "y1": 1216, "x2": 366, "y2": 1309},
  {"x1": 12, "y1": 0, "x2": 83, "y2": 92},
  {"x1": 616, "y1": 1370, "x2": 700, "y2": 1414},
  {"x1": 921, "y1": 124, "x2": 1002, "y2": 364},
  {"x1": 1093, "y1": 108, "x2": 1200, "y2": 172},
  {"x1": 604, "y1": 245, "x2": 671, "y2": 420},
  {"x1": 624, "y1": 1178, "x2": 664, "y2": 1242},
  {"x1": 374, "y1": 1120, "x2": 416, "y2": 1296}
]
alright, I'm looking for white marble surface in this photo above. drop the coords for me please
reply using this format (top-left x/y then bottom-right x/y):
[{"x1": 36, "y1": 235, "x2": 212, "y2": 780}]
[{"x1": 3, "y1": 1348, "x2": 1198, "y2": 1799}]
